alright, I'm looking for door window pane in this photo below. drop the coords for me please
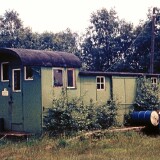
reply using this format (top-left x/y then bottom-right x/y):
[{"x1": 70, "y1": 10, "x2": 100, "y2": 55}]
[
  {"x1": 67, "y1": 69, "x2": 75, "y2": 88},
  {"x1": 24, "y1": 66, "x2": 33, "y2": 80},
  {"x1": 1, "y1": 62, "x2": 9, "y2": 81},
  {"x1": 13, "y1": 69, "x2": 21, "y2": 92},
  {"x1": 53, "y1": 69, "x2": 63, "y2": 87}
]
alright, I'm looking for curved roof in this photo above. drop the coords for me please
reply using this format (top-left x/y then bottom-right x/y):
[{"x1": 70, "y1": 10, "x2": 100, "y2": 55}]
[{"x1": 0, "y1": 48, "x2": 81, "y2": 68}]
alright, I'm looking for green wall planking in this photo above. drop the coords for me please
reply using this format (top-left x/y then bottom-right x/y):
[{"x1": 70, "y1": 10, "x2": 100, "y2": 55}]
[{"x1": 112, "y1": 76, "x2": 137, "y2": 124}]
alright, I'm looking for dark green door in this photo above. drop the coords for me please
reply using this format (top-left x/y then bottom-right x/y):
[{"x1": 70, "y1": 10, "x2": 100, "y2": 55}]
[{"x1": 10, "y1": 68, "x2": 24, "y2": 131}]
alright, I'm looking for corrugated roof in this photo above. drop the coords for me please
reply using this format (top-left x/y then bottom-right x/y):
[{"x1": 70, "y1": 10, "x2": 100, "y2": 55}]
[{"x1": 0, "y1": 48, "x2": 81, "y2": 68}]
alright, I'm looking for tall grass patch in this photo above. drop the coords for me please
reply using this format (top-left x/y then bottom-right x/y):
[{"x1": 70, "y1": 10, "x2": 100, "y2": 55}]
[{"x1": 0, "y1": 131, "x2": 160, "y2": 160}]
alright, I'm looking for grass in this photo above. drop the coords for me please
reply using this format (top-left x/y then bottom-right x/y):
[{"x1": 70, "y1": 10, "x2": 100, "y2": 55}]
[{"x1": 0, "y1": 130, "x2": 160, "y2": 160}]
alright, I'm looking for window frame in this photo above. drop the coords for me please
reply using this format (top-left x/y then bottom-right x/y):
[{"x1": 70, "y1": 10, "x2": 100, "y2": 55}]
[
  {"x1": 1, "y1": 62, "x2": 9, "y2": 82},
  {"x1": 96, "y1": 76, "x2": 105, "y2": 90},
  {"x1": 67, "y1": 68, "x2": 75, "y2": 88},
  {"x1": 12, "y1": 68, "x2": 21, "y2": 92},
  {"x1": 151, "y1": 77, "x2": 158, "y2": 85},
  {"x1": 52, "y1": 68, "x2": 64, "y2": 87},
  {"x1": 24, "y1": 66, "x2": 33, "y2": 80}
]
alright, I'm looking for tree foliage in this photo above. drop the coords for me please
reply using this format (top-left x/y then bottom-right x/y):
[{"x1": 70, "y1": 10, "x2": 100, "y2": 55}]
[
  {"x1": 0, "y1": 10, "x2": 23, "y2": 47},
  {"x1": 0, "y1": 10, "x2": 79, "y2": 54},
  {"x1": 1, "y1": 8, "x2": 160, "y2": 73},
  {"x1": 80, "y1": 8, "x2": 160, "y2": 73},
  {"x1": 80, "y1": 8, "x2": 134, "y2": 71},
  {"x1": 53, "y1": 29, "x2": 79, "y2": 53}
]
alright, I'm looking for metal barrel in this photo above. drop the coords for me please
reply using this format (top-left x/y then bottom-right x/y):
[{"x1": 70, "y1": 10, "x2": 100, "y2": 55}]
[{"x1": 131, "y1": 111, "x2": 159, "y2": 126}]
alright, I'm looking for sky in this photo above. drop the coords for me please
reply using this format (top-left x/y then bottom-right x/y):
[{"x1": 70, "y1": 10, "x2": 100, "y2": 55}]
[{"x1": 0, "y1": 0, "x2": 160, "y2": 34}]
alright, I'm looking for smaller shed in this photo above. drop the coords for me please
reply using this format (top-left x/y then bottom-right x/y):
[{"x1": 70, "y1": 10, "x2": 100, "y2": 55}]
[{"x1": 79, "y1": 71, "x2": 160, "y2": 123}]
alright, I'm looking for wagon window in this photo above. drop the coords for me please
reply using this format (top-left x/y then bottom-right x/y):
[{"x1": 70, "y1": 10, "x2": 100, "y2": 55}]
[
  {"x1": 53, "y1": 69, "x2": 63, "y2": 87},
  {"x1": 24, "y1": 66, "x2": 33, "y2": 80},
  {"x1": 1, "y1": 62, "x2": 9, "y2": 82},
  {"x1": 12, "y1": 69, "x2": 21, "y2": 92},
  {"x1": 67, "y1": 69, "x2": 75, "y2": 88},
  {"x1": 96, "y1": 76, "x2": 105, "y2": 90}
]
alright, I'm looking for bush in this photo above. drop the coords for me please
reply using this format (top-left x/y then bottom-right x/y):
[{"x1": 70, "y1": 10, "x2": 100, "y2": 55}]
[
  {"x1": 43, "y1": 90, "x2": 118, "y2": 135},
  {"x1": 135, "y1": 77, "x2": 160, "y2": 111},
  {"x1": 124, "y1": 77, "x2": 160, "y2": 125}
]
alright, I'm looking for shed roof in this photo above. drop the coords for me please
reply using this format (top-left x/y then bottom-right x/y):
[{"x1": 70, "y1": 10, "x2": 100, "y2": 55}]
[
  {"x1": 0, "y1": 48, "x2": 81, "y2": 68},
  {"x1": 79, "y1": 71, "x2": 160, "y2": 77}
]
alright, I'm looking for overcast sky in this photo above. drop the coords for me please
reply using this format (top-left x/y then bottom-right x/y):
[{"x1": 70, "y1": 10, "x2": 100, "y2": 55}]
[{"x1": 0, "y1": 0, "x2": 159, "y2": 34}]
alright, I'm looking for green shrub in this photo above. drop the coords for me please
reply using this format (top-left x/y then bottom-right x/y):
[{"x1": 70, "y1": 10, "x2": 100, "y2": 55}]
[
  {"x1": 124, "y1": 77, "x2": 160, "y2": 125},
  {"x1": 43, "y1": 90, "x2": 118, "y2": 135},
  {"x1": 96, "y1": 100, "x2": 117, "y2": 129},
  {"x1": 135, "y1": 77, "x2": 160, "y2": 111}
]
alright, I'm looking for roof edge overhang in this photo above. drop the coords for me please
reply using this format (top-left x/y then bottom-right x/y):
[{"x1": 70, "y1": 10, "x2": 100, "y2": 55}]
[
  {"x1": 0, "y1": 48, "x2": 22, "y2": 66},
  {"x1": 79, "y1": 71, "x2": 160, "y2": 77}
]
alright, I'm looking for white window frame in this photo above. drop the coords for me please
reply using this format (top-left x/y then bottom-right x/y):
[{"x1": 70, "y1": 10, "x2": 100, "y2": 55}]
[
  {"x1": 96, "y1": 76, "x2": 105, "y2": 90},
  {"x1": 151, "y1": 77, "x2": 158, "y2": 85},
  {"x1": 1, "y1": 62, "x2": 9, "y2": 82},
  {"x1": 52, "y1": 68, "x2": 64, "y2": 87},
  {"x1": 12, "y1": 69, "x2": 21, "y2": 92},
  {"x1": 24, "y1": 66, "x2": 33, "y2": 80},
  {"x1": 67, "y1": 68, "x2": 75, "y2": 88}
]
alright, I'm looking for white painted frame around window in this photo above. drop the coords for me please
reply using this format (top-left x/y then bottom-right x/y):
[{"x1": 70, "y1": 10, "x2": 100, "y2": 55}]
[
  {"x1": 24, "y1": 66, "x2": 33, "y2": 80},
  {"x1": 52, "y1": 68, "x2": 64, "y2": 87},
  {"x1": 96, "y1": 76, "x2": 105, "y2": 90},
  {"x1": 151, "y1": 77, "x2": 158, "y2": 85},
  {"x1": 1, "y1": 62, "x2": 9, "y2": 82},
  {"x1": 67, "y1": 68, "x2": 75, "y2": 88}
]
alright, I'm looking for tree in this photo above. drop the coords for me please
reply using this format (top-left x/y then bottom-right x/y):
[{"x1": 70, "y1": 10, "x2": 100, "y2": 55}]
[
  {"x1": 0, "y1": 10, "x2": 40, "y2": 49},
  {"x1": 35, "y1": 29, "x2": 79, "y2": 54},
  {"x1": 113, "y1": 8, "x2": 160, "y2": 73},
  {"x1": 0, "y1": 10, "x2": 23, "y2": 47},
  {"x1": 108, "y1": 20, "x2": 135, "y2": 72},
  {"x1": 112, "y1": 21, "x2": 152, "y2": 73},
  {"x1": 53, "y1": 29, "x2": 79, "y2": 54},
  {"x1": 0, "y1": 10, "x2": 79, "y2": 54},
  {"x1": 80, "y1": 8, "x2": 134, "y2": 71},
  {"x1": 38, "y1": 32, "x2": 54, "y2": 50},
  {"x1": 80, "y1": 7, "x2": 160, "y2": 73}
]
